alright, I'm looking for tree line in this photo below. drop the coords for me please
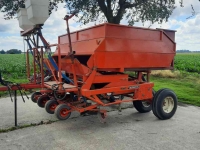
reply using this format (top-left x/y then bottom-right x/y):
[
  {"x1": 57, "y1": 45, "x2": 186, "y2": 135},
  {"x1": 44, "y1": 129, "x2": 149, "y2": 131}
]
[
  {"x1": 0, "y1": 49, "x2": 22, "y2": 54},
  {"x1": 177, "y1": 50, "x2": 200, "y2": 53}
]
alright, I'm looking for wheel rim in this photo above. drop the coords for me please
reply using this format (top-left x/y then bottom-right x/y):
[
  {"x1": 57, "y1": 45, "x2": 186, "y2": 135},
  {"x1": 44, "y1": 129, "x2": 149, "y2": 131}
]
[
  {"x1": 50, "y1": 103, "x2": 57, "y2": 111},
  {"x1": 142, "y1": 101, "x2": 151, "y2": 107},
  {"x1": 163, "y1": 96, "x2": 174, "y2": 113},
  {"x1": 60, "y1": 108, "x2": 69, "y2": 118},
  {"x1": 42, "y1": 99, "x2": 48, "y2": 105},
  {"x1": 33, "y1": 94, "x2": 41, "y2": 102}
]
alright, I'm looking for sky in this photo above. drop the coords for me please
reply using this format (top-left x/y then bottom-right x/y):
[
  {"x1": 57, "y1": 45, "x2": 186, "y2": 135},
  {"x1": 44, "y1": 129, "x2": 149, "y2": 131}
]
[{"x1": 1, "y1": 0, "x2": 200, "y2": 51}]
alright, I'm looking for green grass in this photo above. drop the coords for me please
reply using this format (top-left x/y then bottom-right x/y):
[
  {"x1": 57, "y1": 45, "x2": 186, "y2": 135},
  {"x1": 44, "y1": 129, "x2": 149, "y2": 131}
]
[
  {"x1": 151, "y1": 76, "x2": 200, "y2": 106},
  {"x1": 151, "y1": 52, "x2": 200, "y2": 106}
]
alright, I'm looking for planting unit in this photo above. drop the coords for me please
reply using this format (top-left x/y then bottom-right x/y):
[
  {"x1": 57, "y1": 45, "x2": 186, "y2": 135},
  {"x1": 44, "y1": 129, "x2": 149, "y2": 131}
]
[{"x1": 0, "y1": 13, "x2": 177, "y2": 122}]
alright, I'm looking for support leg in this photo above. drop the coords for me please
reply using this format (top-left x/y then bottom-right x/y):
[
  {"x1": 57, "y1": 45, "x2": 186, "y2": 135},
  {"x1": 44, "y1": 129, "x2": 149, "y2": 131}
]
[{"x1": 14, "y1": 90, "x2": 17, "y2": 127}]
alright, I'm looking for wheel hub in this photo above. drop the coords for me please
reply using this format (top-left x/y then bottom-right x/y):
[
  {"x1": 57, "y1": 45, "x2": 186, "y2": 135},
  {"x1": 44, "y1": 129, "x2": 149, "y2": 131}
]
[
  {"x1": 42, "y1": 100, "x2": 47, "y2": 105},
  {"x1": 142, "y1": 101, "x2": 151, "y2": 108},
  {"x1": 34, "y1": 95, "x2": 40, "y2": 101},
  {"x1": 50, "y1": 104, "x2": 56, "y2": 110},
  {"x1": 163, "y1": 96, "x2": 174, "y2": 113},
  {"x1": 60, "y1": 109, "x2": 68, "y2": 116}
]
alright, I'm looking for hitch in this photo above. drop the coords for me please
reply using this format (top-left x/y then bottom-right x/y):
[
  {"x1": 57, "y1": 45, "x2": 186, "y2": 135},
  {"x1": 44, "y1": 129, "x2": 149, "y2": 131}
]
[{"x1": 0, "y1": 71, "x2": 29, "y2": 126}]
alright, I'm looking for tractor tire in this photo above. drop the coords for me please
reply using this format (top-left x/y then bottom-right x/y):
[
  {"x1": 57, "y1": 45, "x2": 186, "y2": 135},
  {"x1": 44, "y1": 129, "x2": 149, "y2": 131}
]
[
  {"x1": 45, "y1": 100, "x2": 59, "y2": 114},
  {"x1": 37, "y1": 95, "x2": 50, "y2": 108},
  {"x1": 55, "y1": 104, "x2": 71, "y2": 120},
  {"x1": 31, "y1": 92, "x2": 42, "y2": 103},
  {"x1": 133, "y1": 100, "x2": 152, "y2": 113},
  {"x1": 152, "y1": 88, "x2": 168, "y2": 118},
  {"x1": 152, "y1": 89, "x2": 177, "y2": 120}
]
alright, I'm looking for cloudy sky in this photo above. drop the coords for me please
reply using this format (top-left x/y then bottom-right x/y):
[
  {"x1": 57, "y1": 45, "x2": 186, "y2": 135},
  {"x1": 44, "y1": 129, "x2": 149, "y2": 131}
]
[{"x1": 1, "y1": 0, "x2": 200, "y2": 51}]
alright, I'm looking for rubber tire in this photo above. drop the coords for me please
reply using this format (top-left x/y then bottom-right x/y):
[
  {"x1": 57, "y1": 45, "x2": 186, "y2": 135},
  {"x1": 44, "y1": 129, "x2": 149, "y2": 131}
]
[
  {"x1": 152, "y1": 88, "x2": 168, "y2": 118},
  {"x1": 133, "y1": 101, "x2": 152, "y2": 113},
  {"x1": 31, "y1": 92, "x2": 42, "y2": 103},
  {"x1": 37, "y1": 95, "x2": 50, "y2": 108},
  {"x1": 55, "y1": 104, "x2": 71, "y2": 120},
  {"x1": 109, "y1": 95, "x2": 115, "y2": 102},
  {"x1": 152, "y1": 89, "x2": 156, "y2": 96},
  {"x1": 45, "y1": 100, "x2": 59, "y2": 114},
  {"x1": 53, "y1": 90, "x2": 67, "y2": 100},
  {"x1": 153, "y1": 89, "x2": 177, "y2": 120}
]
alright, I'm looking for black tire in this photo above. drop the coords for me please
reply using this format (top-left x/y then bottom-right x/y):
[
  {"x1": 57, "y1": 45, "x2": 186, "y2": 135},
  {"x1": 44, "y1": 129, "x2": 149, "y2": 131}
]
[
  {"x1": 133, "y1": 100, "x2": 152, "y2": 113},
  {"x1": 55, "y1": 104, "x2": 71, "y2": 120},
  {"x1": 152, "y1": 89, "x2": 177, "y2": 120},
  {"x1": 109, "y1": 95, "x2": 115, "y2": 102},
  {"x1": 37, "y1": 95, "x2": 50, "y2": 108},
  {"x1": 152, "y1": 89, "x2": 156, "y2": 96},
  {"x1": 45, "y1": 100, "x2": 59, "y2": 114},
  {"x1": 31, "y1": 92, "x2": 42, "y2": 103},
  {"x1": 53, "y1": 90, "x2": 67, "y2": 100},
  {"x1": 152, "y1": 88, "x2": 168, "y2": 118}
]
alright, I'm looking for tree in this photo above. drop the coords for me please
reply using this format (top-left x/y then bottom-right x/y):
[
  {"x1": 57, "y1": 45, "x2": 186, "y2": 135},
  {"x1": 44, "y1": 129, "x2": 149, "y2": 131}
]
[
  {"x1": 66, "y1": 0, "x2": 176, "y2": 25},
  {"x1": 0, "y1": 50, "x2": 6, "y2": 54},
  {"x1": 0, "y1": 0, "x2": 176, "y2": 25},
  {"x1": 6, "y1": 49, "x2": 22, "y2": 54}
]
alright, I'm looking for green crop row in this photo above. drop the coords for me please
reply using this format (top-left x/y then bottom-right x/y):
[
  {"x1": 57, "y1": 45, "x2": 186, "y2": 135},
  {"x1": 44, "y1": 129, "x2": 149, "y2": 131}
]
[
  {"x1": 0, "y1": 53, "x2": 200, "y2": 80},
  {"x1": 0, "y1": 54, "x2": 28, "y2": 79},
  {"x1": 174, "y1": 53, "x2": 200, "y2": 73}
]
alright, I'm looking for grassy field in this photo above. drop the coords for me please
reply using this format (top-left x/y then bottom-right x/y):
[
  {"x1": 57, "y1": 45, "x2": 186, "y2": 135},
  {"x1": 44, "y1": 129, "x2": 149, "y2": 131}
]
[
  {"x1": 151, "y1": 75, "x2": 200, "y2": 106},
  {"x1": 0, "y1": 53, "x2": 200, "y2": 106}
]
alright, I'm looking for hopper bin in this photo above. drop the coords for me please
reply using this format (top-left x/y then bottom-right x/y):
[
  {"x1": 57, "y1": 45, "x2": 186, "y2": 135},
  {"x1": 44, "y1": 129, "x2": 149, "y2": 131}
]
[{"x1": 25, "y1": 0, "x2": 49, "y2": 25}]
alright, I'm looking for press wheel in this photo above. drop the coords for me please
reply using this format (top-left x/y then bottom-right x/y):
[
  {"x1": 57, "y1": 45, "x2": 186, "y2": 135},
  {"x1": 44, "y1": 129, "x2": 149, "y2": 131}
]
[{"x1": 55, "y1": 104, "x2": 71, "y2": 120}]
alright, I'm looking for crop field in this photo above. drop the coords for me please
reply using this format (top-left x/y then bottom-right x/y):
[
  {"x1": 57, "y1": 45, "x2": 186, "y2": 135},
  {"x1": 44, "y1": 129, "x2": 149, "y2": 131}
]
[
  {"x1": 0, "y1": 53, "x2": 200, "y2": 79},
  {"x1": 174, "y1": 53, "x2": 200, "y2": 73},
  {"x1": 0, "y1": 53, "x2": 200, "y2": 105},
  {"x1": 0, "y1": 54, "x2": 27, "y2": 80}
]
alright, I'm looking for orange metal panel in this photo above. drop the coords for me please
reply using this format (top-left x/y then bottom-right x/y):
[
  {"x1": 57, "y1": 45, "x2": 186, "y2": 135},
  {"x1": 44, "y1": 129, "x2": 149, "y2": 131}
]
[
  {"x1": 96, "y1": 37, "x2": 175, "y2": 53},
  {"x1": 157, "y1": 28, "x2": 176, "y2": 41},
  {"x1": 60, "y1": 58, "x2": 91, "y2": 76},
  {"x1": 59, "y1": 24, "x2": 106, "y2": 44},
  {"x1": 105, "y1": 80, "x2": 138, "y2": 88},
  {"x1": 93, "y1": 74, "x2": 128, "y2": 83},
  {"x1": 59, "y1": 32, "x2": 78, "y2": 44},
  {"x1": 56, "y1": 23, "x2": 176, "y2": 71},
  {"x1": 92, "y1": 52, "x2": 174, "y2": 70},
  {"x1": 134, "y1": 82, "x2": 153, "y2": 100},
  {"x1": 105, "y1": 24, "x2": 161, "y2": 41},
  {"x1": 75, "y1": 25, "x2": 105, "y2": 41},
  {"x1": 54, "y1": 38, "x2": 104, "y2": 56}
]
